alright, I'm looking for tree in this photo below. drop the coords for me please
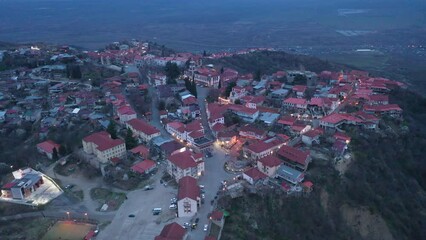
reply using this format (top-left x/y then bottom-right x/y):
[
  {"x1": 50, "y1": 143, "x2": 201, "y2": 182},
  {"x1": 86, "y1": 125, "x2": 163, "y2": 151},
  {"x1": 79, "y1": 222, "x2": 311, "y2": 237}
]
[
  {"x1": 107, "y1": 120, "x2": 118, "y2": 139},
  {"x1": 293, "y1": 74, "x2": 307, "y2": 85},
  {"x1": 234, "y1": 99, "x2": 242, "y2": 105},
  {"x1": 203, "y1": 50, "x2": 207, "y2": 57},
  {"x1": 223, "y1": 82, "x2": 237, "y2": 98},
  {"x1": 52, "y1": 148, "x2": 59, "y2": 161},
  {"x1": 191, "y1": 80, "x2": 198, "y2": 98},
  {"x1": 164, "y1": 61, "x2": 180, "y2": 81},
  {"x1": 254, "y1": 69, "x2": 261, "y2": 81},
  {"x1": 218, "y1": 79, "x2": 222, "y2": 89},
  {"x1": 158, "y1": 100, "x2": 166, "y2": 111},
  {"x1": 125, "y1": 128, "x2": 138, "y2": 149},
  {"x1": 220, "y1": 67, "x2": 224, "y2": 74},
  {"x1": 59, "y1": 145, "x2": 67, "y2": 156}
]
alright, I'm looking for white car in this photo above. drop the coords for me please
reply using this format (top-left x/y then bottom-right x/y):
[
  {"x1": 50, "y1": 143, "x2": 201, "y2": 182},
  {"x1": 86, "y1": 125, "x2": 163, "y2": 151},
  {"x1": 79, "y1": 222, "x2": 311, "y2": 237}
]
[
  {"x1": 169, "y1": 204, "x2": 177, "y2": 209},
  {"x1": 203, "y1": 224, "x2": 208, "y2": 231},
  {"x1": 170, "y1": 197, "x2": 177, "y2": 204}
]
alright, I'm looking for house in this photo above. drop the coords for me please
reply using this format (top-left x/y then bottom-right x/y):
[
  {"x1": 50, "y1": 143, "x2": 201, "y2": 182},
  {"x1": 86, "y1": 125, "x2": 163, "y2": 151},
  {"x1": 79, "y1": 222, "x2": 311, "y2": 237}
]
[
  {"x1": 131, "y1": 159, "x2": 156, "y2": 175},
  {"x1": 36, "y1": 140, "x2": 60, "y2": 159},
  {"x1": 117, "y1": 105, "x2": 137, "y2": 123},
  {"x1": 155, "y1": 222, "x2": 187, "y2": 240},
  {"x1": 301, "y1": 128, "x2": 324, "y2": 146},
  {"x1": 1, "y1": 168, "x2": 44, "y2": 200},
  {"x1": 129, "y1": 144, "x2": 150, "y2": 159},
  {"x1": 332, "y1": 140, "x2": 347, "y2": 156},
  {"x1": 363, "y1": 104, "x2": 402, "y2": 117},
  {"x1": 193, "y1": 68, "x2": 221, "y2": 87},
  {"x1": 82, "y1": 131, "x2": 126, "y2": 164},
  {"x1": 209, "y1": 210, "x2": 225, "y2": 227},
  {"x1": 276, "y1": 165, "x2": 304, "y2": 184},
  {"x1": 228, "y1": 104, "x2": 259, "y2": 123},
  {"x1": 229, "y1": 86, "x2": 247, "y2": 103},
  {"x1": 283, "y1": 98, "x2": 307, "y2": 110},
  {"x1": 276, "y1": 145, "x2": 311, "y2": 171},
  {"x1": 239, "y1": 124, "x2": 266, "y2": 140},
  {"x1": 243, "y1": 137, "x2": 286, "y2": 160},
  {"x1": 166, "y1": 121, "x2": 186, "y2": 141},
  {"x1": 177, "y1": 176, "x2": 200, "y2": 218},
  {"x1": 243, "y1": 167, "x2": 268, "y2": 185},
  {"x1": 292, "y1": 85, "x2": 307, "y2": 98},
  {"x1": 167, "y1": 150, "x2": 204, "y2": 182},
  {"x1": 302, "y1": 181, "x2": 314, "y2": 193},
  {"x1": 126, "y1": 119, "x2": 161, "y2": 143},
  {"x1": 257, "y1": 155, "x2": 282, "y2": 177}
]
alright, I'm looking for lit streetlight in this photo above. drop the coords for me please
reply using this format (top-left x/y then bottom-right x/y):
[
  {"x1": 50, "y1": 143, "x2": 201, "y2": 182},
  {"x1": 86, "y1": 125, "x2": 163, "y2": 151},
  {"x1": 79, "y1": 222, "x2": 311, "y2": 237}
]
[{"x1": 66, "y1": 211, "x2": 70, "y2": 220}]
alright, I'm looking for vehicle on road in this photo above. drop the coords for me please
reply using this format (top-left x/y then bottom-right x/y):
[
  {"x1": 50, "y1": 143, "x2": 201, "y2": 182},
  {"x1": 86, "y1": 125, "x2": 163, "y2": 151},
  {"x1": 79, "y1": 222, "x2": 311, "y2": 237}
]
[
  {"x1": 183, "y1": 222, "x2": 190, "y2": 229},
  {"x1": 203, "y1": 224, "x2": 208, "y2": 231},
  {"x1": 191, "y1": 223, "x2": 197, "y2": 229},
  {"x1": 152, "y1": 208, "x2": 162, "y2": 215},
  {"x1": 64, "y1": 184, "x2": 74, "y2": 189},
  {"x1": 170, "y1": 197, "x2": 177, "y2": 204},
  {"x1": 144, "y1": 185, "x2": 154, "y2": 191},
  {"x1": 201, "y1": 193, "x2": 205, "y2": 199},
  {"x1": 199, "y1": 185, "x2": 205, "y2": 189},
  {"x1": 128, "y1": 214, "x2": 135, "y2": 218},
  {"x1": 169, "y1": 204, "x2": 177, "y2": 209}
]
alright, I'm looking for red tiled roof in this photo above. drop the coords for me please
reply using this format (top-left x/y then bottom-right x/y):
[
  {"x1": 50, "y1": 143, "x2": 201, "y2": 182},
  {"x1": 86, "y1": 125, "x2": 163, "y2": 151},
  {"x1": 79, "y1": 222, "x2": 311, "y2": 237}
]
[
  {"x1": 302, "y1": 181, "x2": 314, "y2": 188},
  {"x1": 292, "y1": 85, "x2": 307, "y2": 93},
  {"x1": 309, "y1": 98, "x2": 324, "y2": 107},
  {"x1": 303, "y1": 128, "x2": 324, "y2": 138},
  {"x1": 189, "y1": 130, "x2": 204, "y2": 139},
  {"x1": 258, "y1": 155, "x2": 282, "y2": 167},
  {"x1": 110, "y1": 157, "x2": 121, "y2": 164},
  {"x1": 364, "y1": 104, "x2": 402, "y2": 112},
  {"x1": 167, "y1": 121, "x2": 185, "y2": 132},
  {"x1": 2, "y1": 181, "x2": 17, "y2": 189},
  {"x1": 37, "y1": 140, "x2": 60, "y2": 154},
  {"x1": 131, "y1": 159, "x2": 156, "y2": 174},
  {"x1": 239, "y1": 124, "x2": 265, "y2": 138},
  {"x1": 278, "y1": 116, "x2": 297, "y2": 126},
  {"x1": 246, "y1": 140, "x2": 276, "y2": 154},
  {"x1": 83, "y1": 131, "x2": 124, "y2": 151},
  {"x1": 117, "y1": 105, "x2": 136, "y2": 116},
  {"x1": 178, "y1": 176, "x2": 200, "y2": 201},
  {"x1": 210, "y1": 210, "x2": 224, "y2": 221},
  {"x1": 155, "y1": 222, "x2": 186, "y2": 240},
  {"x1": 168, "y1": 151, "x2": 197, "y2": 169},
  {"x1": 283, "y1": 97, "x2": 307, "y2": 105},
  {"x1": 321, "y1": 113, "x2": 361, "y2": 124},
  {"x1": 333, "y1": 132, "x2": 351, "y2": 142},
  {"x1": 244, "y1": 167, "x2": 268, "y2": 181},
  {"x1": 130, "y1": 145, "x2": 149, "y2": 155},
  {"x1": 277, "y1": 145, "x2": 310, "y2": 166},
  {"x1": 182, "y1": 96, "x2": 197, "y2": 106},
  {"x1": 186, "y1": 120, "x2": 203, "y2": 133},
  {"x1": 127, "y1": 119, "x2": 160, "y2": 135},
  {"x1": 228, "y1": 104, "x2": 259, "y2": 115}
]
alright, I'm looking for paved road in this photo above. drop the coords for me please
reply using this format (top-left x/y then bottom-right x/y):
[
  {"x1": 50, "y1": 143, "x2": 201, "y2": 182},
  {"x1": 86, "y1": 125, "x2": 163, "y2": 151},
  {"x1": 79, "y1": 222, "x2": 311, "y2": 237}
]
[
  {"x1": 187, "y1": 142, "x2": 237, "y2": 240},
  {"x1": 196, "y1": 85, "x2": 214, "y2": 138}
]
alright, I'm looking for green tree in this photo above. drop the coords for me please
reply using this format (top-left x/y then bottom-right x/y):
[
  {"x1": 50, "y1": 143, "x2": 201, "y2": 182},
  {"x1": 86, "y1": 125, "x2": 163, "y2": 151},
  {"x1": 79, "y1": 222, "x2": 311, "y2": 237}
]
[
  {"x1": 164, "y1": 61, "x2": 180, "y2": 81},
  {"x1": 223, "y1": 82, "x2": 237, "y2": 98},
  {"x1": 293, "y1": 74, "x2": 307, "y2": 85},
  {"x1": 107, "y1": 120, "x2": 118, "y2": 139},
  {"x1": 52, "y1": 148, "x2": 59, "y2": 161},
  {"x1": 125, "y1": 128, "x2": 138, "y2": 149},
  {"x1": 234, "y1": 99, "x2": 242, "y2": 105},
  {"x1": 158, "y1": 100, "x2": 166, "y2": 111},
  {"x1": 59, "y1": 145, "x2": 67, "y2": 156},
  {"x1": 218, "y1": 79, "x2": 222, "y2": 89},
  {"x1": 254, "y1": 69, "x2": 261, "y2": 81}
]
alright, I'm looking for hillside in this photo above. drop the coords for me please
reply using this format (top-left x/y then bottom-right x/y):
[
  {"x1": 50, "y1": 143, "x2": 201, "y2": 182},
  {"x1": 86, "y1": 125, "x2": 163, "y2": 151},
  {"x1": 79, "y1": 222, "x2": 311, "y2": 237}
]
[
  {"x1": 214, "y1": 57, "x2": 426, "y2": 239},
  {"x1": 204, "y1": 51, "x2": 350, "y2": 75}
]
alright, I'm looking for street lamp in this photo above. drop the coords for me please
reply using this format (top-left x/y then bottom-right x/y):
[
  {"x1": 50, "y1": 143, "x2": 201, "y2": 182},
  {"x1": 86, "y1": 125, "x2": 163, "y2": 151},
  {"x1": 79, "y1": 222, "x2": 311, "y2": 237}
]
[
  {"x1": 66, "y1": 211, "x2": 70, "y2": 220},
  {"x1": 84, "y1": 212, "x2": 88, "y2": 221}
]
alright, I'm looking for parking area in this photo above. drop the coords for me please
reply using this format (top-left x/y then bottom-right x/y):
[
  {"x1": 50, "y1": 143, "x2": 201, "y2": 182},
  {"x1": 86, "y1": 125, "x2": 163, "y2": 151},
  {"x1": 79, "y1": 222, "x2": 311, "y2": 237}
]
[{"x1": 97, "y1": 180, "x2": 178, "y2": 240}]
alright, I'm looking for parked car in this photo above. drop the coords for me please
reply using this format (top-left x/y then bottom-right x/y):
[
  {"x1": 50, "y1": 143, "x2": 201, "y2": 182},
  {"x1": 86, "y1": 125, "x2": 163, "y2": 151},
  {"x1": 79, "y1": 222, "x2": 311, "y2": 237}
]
[
  {"x1": 170, "y1": 197, "x2": 177, "y2": 204},
  {"x1": 128, "y1": 214, "x2": 135, "y2": 218},
  {"x1": 201, "y1": 194, "x2": 205, "y2": 199},
  {"x1": 144, "y1": 185, "x2": 154, "y2": 191},
  {"x1": 183, "y1": 222, "x2": 190, "y2": 229},
  {"x1": 191, "y1": 223, "x2": 197, "y2": 229},
  {"x1": 152, "y1": 208, "x2": 162, "y2": 215},
  {"x1": 64, "y1": 184, "x2": 74, "y2": 189},
  {"x1": 169, "y1": 204, "x2": 177, "y2": 209},
  {"x1": 203, "y1": 224, "x2": 208, "y2": 231}
]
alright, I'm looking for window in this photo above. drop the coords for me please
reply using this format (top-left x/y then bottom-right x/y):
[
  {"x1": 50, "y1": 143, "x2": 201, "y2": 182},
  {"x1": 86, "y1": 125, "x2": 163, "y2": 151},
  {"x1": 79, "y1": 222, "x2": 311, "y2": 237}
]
[{"x1": 184, "y1": 201, "x2": 192, "y2": 213}]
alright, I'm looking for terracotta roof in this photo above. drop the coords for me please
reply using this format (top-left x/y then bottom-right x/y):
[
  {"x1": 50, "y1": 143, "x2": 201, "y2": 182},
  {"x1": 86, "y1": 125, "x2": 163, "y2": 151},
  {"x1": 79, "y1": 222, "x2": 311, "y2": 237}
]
[
  {"x1": 127, "y1": 119, "x2": 160, "y2": 135},
  {"x1": 210, "y1": 210, "x2": 224, "y2": 221},
  {"x1": 168, "y1": 150, "x2": 197, "y2": 169},
  {"x1": 283, "y1": 97, "x2": 307, "y2": 105},
  {"x1": 321, "y1": 113, "x2": 361, "y2": 124},
  {"x1": 277, "y1": 145, "x2": 310, "y2": 166},
  {"x1": 364, "y1": 104, "x2": 402, "y2": 112},
  {"x1": 83, "y1": 131, "x2": 124, "y2": 151},
  {"x1": 333, "y1": 132, "x2": 351, "y2": 142},
  {"x1": 258, "y1": 155, "x2": 282, "y2": 167},
  {"x1": 278, "y1": 116, "x2": 297, "y2": 126},
  {"x1": 244, "y1": 167, "x2": 268, "y2": 181},
  {"x1": 303, "y1": 128, "x2": 324, "y2": 138},
  {"x1": 155, "y1": 222, "x2": 186, "y2": 240},
  {"x1": 178, "y1": 176, "x2": 200, "y2": 201},
  {"x1": 117, "y1": 105, "x2": 136, "y2": 116},
  {"x1": 37, "y1": 140, "x2": 60, "y2": 154},
  {"x1": 129, "y1": 145, "x2": 149, "y2": 155},
  {"x1": 131, "y1": 159, "x2": 156, "y2": 174},
  {"x1": 292, "y1": 85, "x2": 307, "y2": 93},
  {"x1": 246, "y1": 140, "x2": 277, "y2": 154},
  {"x1": 239, "y1": 124, "x2": 265, "y2": 138}
]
